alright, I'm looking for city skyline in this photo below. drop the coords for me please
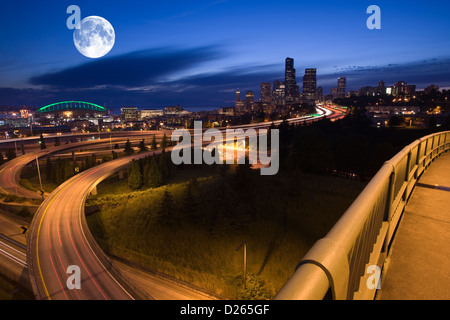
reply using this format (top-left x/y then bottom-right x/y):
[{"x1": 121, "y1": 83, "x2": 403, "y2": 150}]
[
  {"x1": 1, "y1": 0, "x2": 450, "y2": 110},
  {"x1": 1, "y1": 1, "x2": 450, "y2": 304}
]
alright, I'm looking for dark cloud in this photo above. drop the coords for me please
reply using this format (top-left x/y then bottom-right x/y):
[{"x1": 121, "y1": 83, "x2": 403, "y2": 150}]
[
  {"x1": 318, "y1": 58, "x2": 450, "y2": 92},
  {"x1": 29, "y1": 46, "x2": 222, "y2": 89},
  {"x1": 3, "y1": 55, "x2": 450, "y2": 110},
  {"x1": 176, "y1": 65, "x2": 282, "y2": 88}
]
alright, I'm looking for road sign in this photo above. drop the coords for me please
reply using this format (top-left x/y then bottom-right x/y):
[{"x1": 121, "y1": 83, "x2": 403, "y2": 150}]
[
  {"x1": 20, "y1": 226, "x2": 28, "y2": 235},
  {"x1": 74, "y1": 167, "x2": 80, "y2": 173}
]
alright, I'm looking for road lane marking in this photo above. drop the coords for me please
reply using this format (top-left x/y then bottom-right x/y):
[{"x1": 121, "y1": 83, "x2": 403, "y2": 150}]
[
  {"x1": 0, "y1": 240, "x2": 26, "y2": 257},
  {"x1": 0, "y1": 247, "x2": 27, "y2": 267}
]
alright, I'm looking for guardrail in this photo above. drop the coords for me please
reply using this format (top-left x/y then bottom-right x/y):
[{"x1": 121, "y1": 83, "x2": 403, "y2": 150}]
[{"x1": 274, "y1": 130, "x2": 450, "y2": 300}]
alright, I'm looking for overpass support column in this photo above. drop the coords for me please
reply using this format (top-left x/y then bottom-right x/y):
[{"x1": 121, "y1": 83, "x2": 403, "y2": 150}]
[
  {"x1": 119, "y1": 170, "x2": 125, "y2": 180},
  {"x1": 91, "y1": 186, "x2": 98, "y2": 196}
]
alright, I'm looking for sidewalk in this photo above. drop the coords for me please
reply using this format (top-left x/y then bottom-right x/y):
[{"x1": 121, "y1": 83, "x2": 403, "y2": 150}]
[{"x1": 376, "y1": 151, "x2": 450, "y2": 300}]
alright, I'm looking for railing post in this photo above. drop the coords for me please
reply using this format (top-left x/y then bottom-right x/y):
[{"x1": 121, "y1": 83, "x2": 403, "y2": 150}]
[
  {"x1": 384, "y1": 164, "x2": 395, "y2": 222},
  {"x1": 423, "y1": 137, "x2": 429, "y2": 169},
  {"x1": 403, "y1": 149, "x2": 412, "y2": 201},
  {"x1": 414, "y1": 142, "x2": 421, "y2": 180},
  {"x1": 383, "y1": 167, "x2": 395, "y2": 252}
]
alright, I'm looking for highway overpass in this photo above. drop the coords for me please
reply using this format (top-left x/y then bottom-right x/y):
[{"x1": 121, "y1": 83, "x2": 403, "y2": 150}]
[
  {"x1": 0, "y1": 107, "x2": 344, "y2": 300},
  {"x1": 0, "y1": 134, "x2": 162, "y2": 199},
  {"x1": 24, "y1": 108, "x2": 337, "y2": 300}
]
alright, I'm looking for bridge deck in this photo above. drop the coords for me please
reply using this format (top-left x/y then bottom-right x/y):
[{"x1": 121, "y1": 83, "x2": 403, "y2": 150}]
[{"x1": 376, "y1": 151, "x2": 450, "y2": 300}]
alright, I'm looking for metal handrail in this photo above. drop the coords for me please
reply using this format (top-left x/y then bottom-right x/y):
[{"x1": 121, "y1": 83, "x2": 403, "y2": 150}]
[{"x1": 274, "y1": 131, "x2": 450, "y2": 300}]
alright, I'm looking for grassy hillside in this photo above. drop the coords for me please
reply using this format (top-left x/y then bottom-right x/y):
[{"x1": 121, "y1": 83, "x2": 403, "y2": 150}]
[{"x1": 87, "y1": 164, "x2": 365, "y2": 299}]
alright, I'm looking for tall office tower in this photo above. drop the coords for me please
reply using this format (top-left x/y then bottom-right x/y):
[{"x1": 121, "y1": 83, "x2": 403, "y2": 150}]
[
  {"x1": 303, "y1": 68, "x2": 317, "y2": 106},
  {"x1": 337, "y1": 77, "x2": 347, "y2": 98},
  {"x1": 245, "y1": 91, "x2": 255, "y2": 103},
  {"x1": 245, "y1": 91, "x2": 255, "y2": 111},
  {"x1": 285, "y1": 57, "x2": 299, "y2": 103},
  {"x1": 331, "y1": 87, "x2": 338, "y2": 99},
  {"x1": 235, "y1": 89, "x2": 244, "y2": 112},
  {"x1": 315, "y1": 86, "x2": 323, "y2": 103},
  {"x1": 272, "y1": 80, "x2": 286, "y2": 106},
  {"x1": 260, "y1": 82, "x2": 272, "y2": 104}
]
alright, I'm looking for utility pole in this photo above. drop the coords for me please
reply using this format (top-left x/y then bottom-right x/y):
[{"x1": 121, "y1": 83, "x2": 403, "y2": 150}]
[
  {"x1": 36, "y1": 155, "x2": 43, "y2": 198},
  {"x1": 236, "y1": 241, "x2": 247, "y2": 290}
]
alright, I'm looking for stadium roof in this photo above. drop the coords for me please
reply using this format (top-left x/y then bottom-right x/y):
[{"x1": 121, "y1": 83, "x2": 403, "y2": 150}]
[{"x1": 37, "y1": 101, "x2": 107, "y2": 113}]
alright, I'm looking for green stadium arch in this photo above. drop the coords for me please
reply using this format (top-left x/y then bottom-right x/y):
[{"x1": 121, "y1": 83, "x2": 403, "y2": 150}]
[{"x1": 37, "y1": 101, "x2": 107, "y2": 113}]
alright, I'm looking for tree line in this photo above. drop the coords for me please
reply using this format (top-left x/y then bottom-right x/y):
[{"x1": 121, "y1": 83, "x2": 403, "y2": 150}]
[
  {"x1": 127, "y1": 149, "x2": 176, "y2": 190},
  {"x1": 274, "y1": 108, "x2": 445, "y2": 181}
]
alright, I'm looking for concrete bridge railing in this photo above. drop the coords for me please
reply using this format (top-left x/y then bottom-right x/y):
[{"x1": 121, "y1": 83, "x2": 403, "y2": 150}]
[{"x1": 274, "y1": 131, "x2": 450, "y2": 300}]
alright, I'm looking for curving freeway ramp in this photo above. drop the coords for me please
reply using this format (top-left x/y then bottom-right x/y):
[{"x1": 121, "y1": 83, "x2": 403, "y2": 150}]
[
  {"x1": 26, "y1": 151, "x2": 164, "y2": 300},
  {"x1": 0, "y1": 135, "x2": 159, "y2": 200},
  {"x1": 25, "y1": 110, "x2": 338, "y2": 300}
]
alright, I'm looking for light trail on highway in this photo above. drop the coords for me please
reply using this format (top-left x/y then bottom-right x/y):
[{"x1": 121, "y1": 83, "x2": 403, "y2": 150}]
[{"x1": 23, "y1": 107, "x2": 343, "y2": 300}]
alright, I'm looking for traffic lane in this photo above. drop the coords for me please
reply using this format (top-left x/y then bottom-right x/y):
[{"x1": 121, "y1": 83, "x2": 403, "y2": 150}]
[
  {"x1": 0, "y1": 238, "x2": 28, "y2": 290},
  {"x1": 0, "y1": 134, "x2": 167, "y2": 199},
  {"x1": 0, "y1": 155, "x2": 40, "y2": 199},
  {"x1": 0, "y1": 212, "x2": 29, "y2": 246},
  {"x1": 35, "y1": 165, "x2": 135, "y2": 300},
  {"x1": 30, "y1": 147, "x2": 176, "y2": 301},
  {"x1": 65, "y1": 161, "x2": 138, "y2": 300},
  {"x1": 113, "y1": 259, "x2": 217, "y2": 300},
  {"x1": 0, "y1": 239, "x2": 27, "y2": 269}
]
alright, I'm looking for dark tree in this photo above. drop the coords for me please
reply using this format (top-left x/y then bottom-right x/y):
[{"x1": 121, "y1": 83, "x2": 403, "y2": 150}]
[
  {"x1": 159, "y1": 149, "x2": 176, "y2": 181},
  {"x1": 182, "y1": 178, "x2": 200, "y2": 223},
  {"x1": 55, "y1": 158, "x2": 64, "y2": 185},
  {"x1": 63, "y1": 159, "x2": 73, "y2": 182},
  {"x1": 45, "y1": 157, "x2": 52, "y2": 181},
  {"x1": 40, "y1": 134, "x2": 46, "y2": 149},
  {"x1": 128, "y1": 159, "x2": 142, "y2": 190},
  {"x1": 158, "y1": 189, "x2": 175, "y2": 225},
  {"x1": 85, "y1": 156, "x2": 92, "y2": 169},
  {"x1": 139, "y1": 139, "x2": 148, "y2": 153},
  {"x1": 91, "y1": 154, "x2": 97, "y2": 167},
  {"x1": 161, "y1": 133, "x2": 168, "y2": 149},
  {"x1": 124, "y1": 139, "x2": 134, "y2": 155},
  {"x1": 151, "y1": 135, "x2": 157, "y2": 150},
  {"x1": 388, "y1": 115, "x2": 405, "y2": 127},
  {"x1": 5, "y1": 149, "x2": 16, "y2": 161},
  {"x1": 145, "y1": 156, "x2": 162, "y2": 188}
]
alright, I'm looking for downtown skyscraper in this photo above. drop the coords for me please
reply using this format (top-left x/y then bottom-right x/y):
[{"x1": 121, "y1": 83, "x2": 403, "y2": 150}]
[
  {"x1": 285, "y1": 57, "x2": 299, "y2": 103},
  {"x1": 303, "y1": 68, "x2": 317, "y2": 106},
  {"x1": 337, "y1": 77, "x2": 347, "y2": 98},
  {"x1": 260, "y1": 82, "x2": 272, "y2": 104}
]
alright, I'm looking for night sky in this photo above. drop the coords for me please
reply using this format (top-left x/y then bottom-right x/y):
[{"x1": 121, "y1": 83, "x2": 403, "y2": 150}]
[{"x1": 1, "y1": 0, "x2": 450, "y2": 111}]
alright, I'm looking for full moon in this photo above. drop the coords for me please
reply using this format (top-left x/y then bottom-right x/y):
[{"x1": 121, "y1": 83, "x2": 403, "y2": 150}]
[{"x1": 73, "y1": 16, "x2": 115, "y2": 59}]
